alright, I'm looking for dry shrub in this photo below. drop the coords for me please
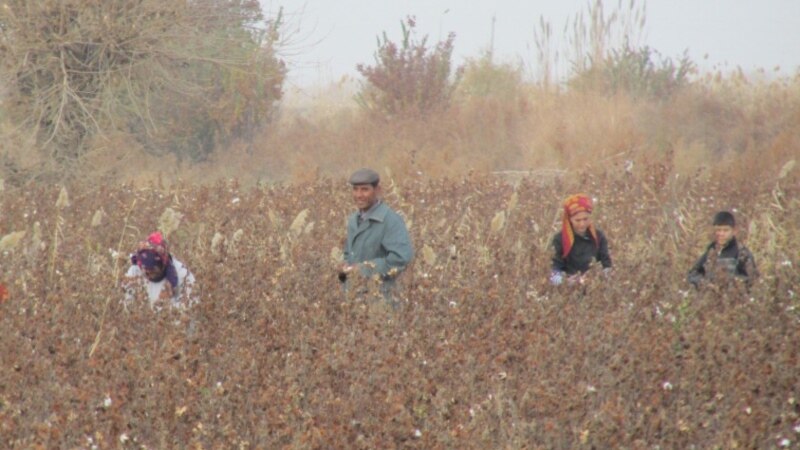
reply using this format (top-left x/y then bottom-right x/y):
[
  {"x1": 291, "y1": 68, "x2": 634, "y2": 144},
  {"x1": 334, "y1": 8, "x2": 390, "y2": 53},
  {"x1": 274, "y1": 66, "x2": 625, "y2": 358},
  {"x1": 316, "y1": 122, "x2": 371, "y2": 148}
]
[
  {"x1": 5, "y1": 69, "x2": 796, "y2": 191},
  {"x1": 0, "y1": 0, "x2": 285, "y2": 167},
  {"x1": 1, "y1": 170, "x2": 798, "y2": 448},
  {"x1": 186, "y1": 71, "x2": 797, "y2": 187},
  {"x1": 356, "y1": 16, "x2": 460, "y2": 118}
]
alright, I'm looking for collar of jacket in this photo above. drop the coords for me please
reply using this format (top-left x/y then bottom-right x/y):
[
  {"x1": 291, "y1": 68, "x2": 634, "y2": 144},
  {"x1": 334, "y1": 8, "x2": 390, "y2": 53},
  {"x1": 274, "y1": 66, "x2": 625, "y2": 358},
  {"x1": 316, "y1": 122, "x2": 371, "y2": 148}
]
[
  {"x1": 708, "y1": 237, "x2": 738, "y2": 252},
  {"x1": 358, "y1": 201, "x2": 388, "y2": 223}
]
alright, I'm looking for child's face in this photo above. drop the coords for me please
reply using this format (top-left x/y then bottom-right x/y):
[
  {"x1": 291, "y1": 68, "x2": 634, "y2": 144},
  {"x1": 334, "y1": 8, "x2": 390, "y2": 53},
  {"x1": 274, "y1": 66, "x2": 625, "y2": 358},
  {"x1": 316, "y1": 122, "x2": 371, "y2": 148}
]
[
  {"x1": 569, "y1": 211, "x2": 592, "y2": 235},
  {"x1": 714, "y1": 225, "x2": 735, "y2": 247}
]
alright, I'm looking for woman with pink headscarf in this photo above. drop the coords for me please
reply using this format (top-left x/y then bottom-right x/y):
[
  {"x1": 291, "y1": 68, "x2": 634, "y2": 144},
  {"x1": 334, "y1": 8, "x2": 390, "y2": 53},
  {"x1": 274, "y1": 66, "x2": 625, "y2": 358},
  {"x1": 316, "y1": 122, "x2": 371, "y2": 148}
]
[
  {"x1": 122, "y1": 231, "x2": 196, "y2": 309},
  {"x1": 550, "y1": 194, "x2": 613, "y2": 286}
]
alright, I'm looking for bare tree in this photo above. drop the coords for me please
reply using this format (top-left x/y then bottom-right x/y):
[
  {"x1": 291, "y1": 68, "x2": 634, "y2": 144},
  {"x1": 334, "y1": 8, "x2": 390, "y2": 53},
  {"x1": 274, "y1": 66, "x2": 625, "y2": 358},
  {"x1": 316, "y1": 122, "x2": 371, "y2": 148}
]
[{"x1": 0, "y1": 0, "x2": 285, "y2": 166}]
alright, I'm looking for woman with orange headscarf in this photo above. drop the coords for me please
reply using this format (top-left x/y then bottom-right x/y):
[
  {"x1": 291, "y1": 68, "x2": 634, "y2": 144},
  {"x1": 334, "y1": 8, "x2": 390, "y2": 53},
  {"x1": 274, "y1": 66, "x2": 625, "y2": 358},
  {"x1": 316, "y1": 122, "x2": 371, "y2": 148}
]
[{"x1": 550, "y1": 194, "x2": 612, "y2": 285}]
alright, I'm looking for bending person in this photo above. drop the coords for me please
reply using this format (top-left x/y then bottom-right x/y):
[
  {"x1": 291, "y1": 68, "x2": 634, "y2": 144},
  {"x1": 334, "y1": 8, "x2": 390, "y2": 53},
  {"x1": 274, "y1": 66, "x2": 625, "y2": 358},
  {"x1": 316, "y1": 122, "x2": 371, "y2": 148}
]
[{"x1": 122, "y1": 231, "x2": 196, "y2": 310}]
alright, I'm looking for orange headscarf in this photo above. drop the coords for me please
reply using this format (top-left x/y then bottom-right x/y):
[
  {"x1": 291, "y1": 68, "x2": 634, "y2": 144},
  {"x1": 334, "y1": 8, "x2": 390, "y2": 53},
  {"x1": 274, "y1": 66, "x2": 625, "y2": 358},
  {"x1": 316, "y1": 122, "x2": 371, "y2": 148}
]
[{"x1": 561, "y1": 194, "x2": 599, "y2": 258}]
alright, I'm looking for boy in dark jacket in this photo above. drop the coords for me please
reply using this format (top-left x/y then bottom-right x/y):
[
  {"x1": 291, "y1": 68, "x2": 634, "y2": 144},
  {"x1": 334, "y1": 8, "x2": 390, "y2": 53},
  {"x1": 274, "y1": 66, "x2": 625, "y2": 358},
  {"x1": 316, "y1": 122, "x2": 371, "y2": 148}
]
[
  {"x1": 687, "y1": 211, "x2": 757, "y2": 288},
  {"x1": 550, "y1": 193, "x2": 612, "y2": 285}
]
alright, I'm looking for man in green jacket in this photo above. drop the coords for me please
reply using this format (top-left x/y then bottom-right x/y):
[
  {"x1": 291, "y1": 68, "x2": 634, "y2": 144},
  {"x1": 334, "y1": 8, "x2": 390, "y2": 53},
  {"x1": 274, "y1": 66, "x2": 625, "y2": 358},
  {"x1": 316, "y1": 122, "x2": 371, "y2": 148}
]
[{"x1": 339, "y1": 168, "x2": 414, "y2": 301}]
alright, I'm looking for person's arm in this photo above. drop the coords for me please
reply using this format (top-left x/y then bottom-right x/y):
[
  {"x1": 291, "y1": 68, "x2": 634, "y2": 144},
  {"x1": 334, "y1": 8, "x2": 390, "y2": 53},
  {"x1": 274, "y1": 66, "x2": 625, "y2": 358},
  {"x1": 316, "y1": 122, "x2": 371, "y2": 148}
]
[
  {"x1": 736, "y1": 247, "x2": 758, "y2": 285},
  {"x1": 687, "y1": 249, "x2": 709, "y2": 287},
  {"x1": 180, "y1": 267, "x2": 197, "y2": 307},
  {"x1": 550, "y1": 234, "x2": 567, "y2": 285},
  {"x1": 342, "y1": 216, "x2": 353, "y2": 263},
  {"x1": 340, "y1": 218, "x2": 355, "y2": 281},
  {"x1": 121, "y1": 264, "x2": 140, "y2": 307},
  {"x1": 597, "y1": 231, "x2": 612, "y2": 269},
  {"x1": 551, "y1": 233, "x2": 567, "y2": 272},
  {"x1": 363, "y1": 215, "x2": 413, "y2": 277}
]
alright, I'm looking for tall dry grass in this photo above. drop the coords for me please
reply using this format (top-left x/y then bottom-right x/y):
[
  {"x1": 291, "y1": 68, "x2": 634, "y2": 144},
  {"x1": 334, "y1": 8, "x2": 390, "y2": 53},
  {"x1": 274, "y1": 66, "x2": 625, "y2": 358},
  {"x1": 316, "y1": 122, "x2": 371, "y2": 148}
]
[
  {"x1": 1, "y1": 61, "x2": 797, "y2": 190},
  {"x1": 0, "y1": 163, "x2": 798, "y2": 447},
  {"x1": 158, "y1": 70, "x2": 797, "y2": 189}
]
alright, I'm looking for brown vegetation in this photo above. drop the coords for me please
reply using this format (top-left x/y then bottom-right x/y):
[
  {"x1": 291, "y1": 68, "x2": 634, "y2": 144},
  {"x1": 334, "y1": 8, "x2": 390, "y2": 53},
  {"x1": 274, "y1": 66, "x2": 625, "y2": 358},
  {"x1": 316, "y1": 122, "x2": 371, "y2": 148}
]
[
  {"x1": 1, "y1": 1, "x2": 799, "y2": 446},
  {"x1": 0, "y1": 0, "x2": 285, "y2": 171},
  {"x1": 0, "y1": 163, "x2": 798, "y2": 447},
  {"x1": 0, "y1": 0, "x2": 797, "y2": 188},
  {"x1": 203, "y1": 70, "x2": 797, "y2": 189}
]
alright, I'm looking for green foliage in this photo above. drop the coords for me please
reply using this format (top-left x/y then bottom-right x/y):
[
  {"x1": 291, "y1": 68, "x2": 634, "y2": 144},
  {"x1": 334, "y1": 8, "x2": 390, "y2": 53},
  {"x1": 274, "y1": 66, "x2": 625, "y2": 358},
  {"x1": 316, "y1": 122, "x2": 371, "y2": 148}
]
[
  {"x1": 571, "y1": 45, "x2": 695, "y2": 99},
  {"x1": 0, "y1": 0, "x2": 286, "y2": 164},
  {"x1": 356, "y1": 17, "x2": 462, "y2": 117},
  {"x1": 456, "y1": 53, "x2": 524, "y2": 101}
]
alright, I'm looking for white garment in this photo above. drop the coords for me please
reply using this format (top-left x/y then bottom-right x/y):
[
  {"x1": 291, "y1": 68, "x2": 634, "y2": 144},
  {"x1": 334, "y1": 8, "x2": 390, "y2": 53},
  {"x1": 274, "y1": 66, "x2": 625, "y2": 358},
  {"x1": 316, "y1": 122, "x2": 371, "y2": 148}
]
[{"x1": 123, "y1": 257, "x2": 197, "y2": 309}]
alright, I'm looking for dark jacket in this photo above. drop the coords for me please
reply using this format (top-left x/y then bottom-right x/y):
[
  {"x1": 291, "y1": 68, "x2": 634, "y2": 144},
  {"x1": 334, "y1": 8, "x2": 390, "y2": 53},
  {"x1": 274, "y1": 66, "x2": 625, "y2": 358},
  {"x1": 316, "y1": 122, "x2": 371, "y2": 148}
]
[
  {"x1": 551, "y1": 229, "x2": 612, "y2": 275},
  {"x1": 344, "y1": 201, "x2": 414, "y2": 281},
  {"x1": 687, "y1": 237, "x2": 757, "y2": 287}
]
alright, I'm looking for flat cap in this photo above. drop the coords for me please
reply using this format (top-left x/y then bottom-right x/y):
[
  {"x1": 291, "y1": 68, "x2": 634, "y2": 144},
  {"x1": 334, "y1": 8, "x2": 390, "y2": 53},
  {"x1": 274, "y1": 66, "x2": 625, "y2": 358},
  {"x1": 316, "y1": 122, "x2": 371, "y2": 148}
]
[{"x1": 348, "y1": 168, "x2": 380, "y2": 185}]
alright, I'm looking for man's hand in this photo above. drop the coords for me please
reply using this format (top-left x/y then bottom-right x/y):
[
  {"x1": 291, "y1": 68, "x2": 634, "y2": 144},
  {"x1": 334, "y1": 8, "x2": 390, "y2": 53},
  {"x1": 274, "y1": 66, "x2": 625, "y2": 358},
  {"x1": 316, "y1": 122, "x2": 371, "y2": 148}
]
[
  {"x1": 339, "y1": 262, "x2": 358, "y2": 273},
  {"x1": 338, "y1": 262, "x2": 358, "y2": 282}
]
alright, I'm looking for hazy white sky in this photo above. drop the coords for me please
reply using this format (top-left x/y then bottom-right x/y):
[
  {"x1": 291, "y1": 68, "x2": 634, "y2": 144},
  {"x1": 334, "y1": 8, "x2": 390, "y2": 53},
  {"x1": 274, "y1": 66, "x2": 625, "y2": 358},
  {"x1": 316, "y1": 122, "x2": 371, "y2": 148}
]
[{"x1": 261, "y1": 0, "x2": 800, "y2": 88}]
